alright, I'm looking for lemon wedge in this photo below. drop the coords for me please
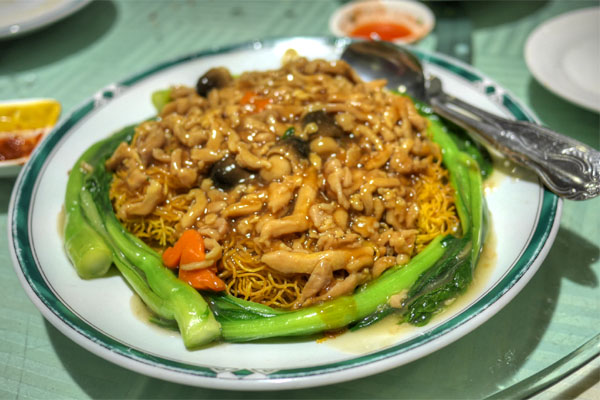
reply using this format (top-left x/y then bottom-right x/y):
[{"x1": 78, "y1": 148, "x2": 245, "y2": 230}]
[{"x1": 0, "y1": 99, "x2": 61, "y2": 132}]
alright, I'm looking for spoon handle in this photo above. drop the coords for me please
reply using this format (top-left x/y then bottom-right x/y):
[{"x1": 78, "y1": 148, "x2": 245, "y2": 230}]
[{"x1": 428, "y1": 81, "x2": 600, "y2": 200}]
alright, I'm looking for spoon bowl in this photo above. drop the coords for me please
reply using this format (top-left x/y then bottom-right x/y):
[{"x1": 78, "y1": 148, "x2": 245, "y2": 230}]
[{"x1": 341, "y1": 41, "x2": 427, "y2": 102}]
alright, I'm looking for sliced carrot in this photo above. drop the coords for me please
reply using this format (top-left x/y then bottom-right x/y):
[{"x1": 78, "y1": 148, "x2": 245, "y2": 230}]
[
  {"x1": 179, "y1": 267, "x2": 226, "y2": 291},
  {"x1": 240, "y1": 91, "x2": 271, "y2": 112},
  {"x1": 240, "y1": 91, "x2": 255, "y2": 105},
  {"x1": 162, "y1": 242, "x2": 182, "y2": 269},
  {"x1": 162, "y1": 229, "x2": 205, "y2": 268},
  {"x1": 254, "y1": 97, "x2": 271, "y2": 112},
  {"x1": 162, "y1": 229, "x2": 225, "y2": 292},
  {"x1": 180, "y1": 235, "x2": 205, "y2": 266}
]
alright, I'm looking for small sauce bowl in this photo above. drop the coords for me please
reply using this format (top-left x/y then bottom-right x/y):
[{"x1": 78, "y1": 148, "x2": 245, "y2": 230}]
[
  {"x1": 0, "y1": 98, "x2": 60, "y2": 177},
  {"x1": 329, "y1": 0, "x2": 435, "y2": 44}
]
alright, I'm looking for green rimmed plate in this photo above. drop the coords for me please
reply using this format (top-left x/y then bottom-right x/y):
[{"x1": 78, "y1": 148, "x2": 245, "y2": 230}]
[{"x1": 8, "y1": 37, "x2": 561, "y2": 390}]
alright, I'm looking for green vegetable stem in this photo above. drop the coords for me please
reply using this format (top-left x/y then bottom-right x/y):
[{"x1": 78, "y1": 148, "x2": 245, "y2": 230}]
[
  {"x1": 64, "y1": 135, "x2": 127, "y2": 279},
  {"x1": 212, "y1": 235, "x2": 447, "y2": 341},
  {"x1": 151, "y1": 89, "x2": 172, "y2": 113},
  {"x1": 402, "y1": 118, "x2": 487, "y2": 326},
  {"x1": 63, "y1": 124, "x2": 221, "y2": 348}
]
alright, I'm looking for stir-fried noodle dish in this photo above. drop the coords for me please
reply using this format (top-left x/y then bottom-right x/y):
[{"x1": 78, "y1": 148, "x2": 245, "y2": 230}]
[{"x1": 106, "y1": 52, "x2": 460, "y2": 311}]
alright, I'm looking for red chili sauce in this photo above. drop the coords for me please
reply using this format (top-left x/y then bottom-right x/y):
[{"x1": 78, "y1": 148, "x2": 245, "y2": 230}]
[
  {"x1": 350, "y1": 21, "x2": 412, "y2": 41},
  {"x1": 0, "y1": 133, "x2": 43, "y2": 161}
]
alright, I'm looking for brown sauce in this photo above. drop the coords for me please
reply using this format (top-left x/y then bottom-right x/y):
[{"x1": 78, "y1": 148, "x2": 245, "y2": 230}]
[{"x1": 129, "y1": 295, "x2": 179, "y2": 336}]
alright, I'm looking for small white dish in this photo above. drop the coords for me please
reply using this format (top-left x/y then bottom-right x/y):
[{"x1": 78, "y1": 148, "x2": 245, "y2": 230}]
[
  {"x1": 0, "y1": 98, "x2": 60, "y2": 178},
  {"x1": 329, "y1": 0, "x2": 435, "y2": 44},
  {"x1": 525, "y1": 7, "x2": 600, "y2": 112},
  {"x1": 0, "y1": 0, "x2": 91, "y2": 39},
  {"x1": 0, "y1": 154, "x2": 35, "y2": 178}
]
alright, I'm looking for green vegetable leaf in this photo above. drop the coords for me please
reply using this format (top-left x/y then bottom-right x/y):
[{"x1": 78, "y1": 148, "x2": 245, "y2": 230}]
[
  {"x1": 151, "y1": 89, "x2": 172, "y2": 113},
  {"x1": 282, "y1": 126, "x2": 295, "y2": 139},
  {"x1": 403, "y1": 236, "x2": 473, "y2": 325}
]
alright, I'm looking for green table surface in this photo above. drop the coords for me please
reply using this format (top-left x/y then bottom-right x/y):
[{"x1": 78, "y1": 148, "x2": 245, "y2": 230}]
[{"x1": 1, "y1": 1, "x2": 599, "y2": 398}]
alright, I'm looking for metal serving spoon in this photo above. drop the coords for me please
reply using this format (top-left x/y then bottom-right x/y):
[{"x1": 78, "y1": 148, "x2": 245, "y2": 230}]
[{"x1": 341, "y1": 41, "x2": 600, "y2": 200}]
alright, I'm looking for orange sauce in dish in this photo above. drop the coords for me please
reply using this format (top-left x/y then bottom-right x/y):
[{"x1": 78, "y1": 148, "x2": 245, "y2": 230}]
[
  {"x1": 0, "y1": 132, "x2": 43, "y2": 161},
  {"x1": 350, "y1": 21, "x2": 413, "y2": 41}
]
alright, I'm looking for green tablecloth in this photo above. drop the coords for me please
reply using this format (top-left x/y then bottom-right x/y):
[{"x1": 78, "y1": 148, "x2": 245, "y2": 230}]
[{"x1": 1, "y1": 1, "x2": 598, "y2": 398}]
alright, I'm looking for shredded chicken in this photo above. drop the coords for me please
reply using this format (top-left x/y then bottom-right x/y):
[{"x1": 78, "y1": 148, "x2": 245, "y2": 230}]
[
  {"x1": 117, "y1": 179, "x2": 164, "y2": 219},
  {"x1": 261, "y1": 246, "x2": 374, "y2": 274},
  {"x1": 107, "y1": 55, "x2": 458, "y2": 308}
]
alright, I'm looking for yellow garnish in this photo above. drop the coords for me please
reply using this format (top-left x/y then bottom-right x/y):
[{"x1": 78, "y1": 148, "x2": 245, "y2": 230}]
[{"x1": 0, "y1": 99, "x2": 61, "y2": 133}]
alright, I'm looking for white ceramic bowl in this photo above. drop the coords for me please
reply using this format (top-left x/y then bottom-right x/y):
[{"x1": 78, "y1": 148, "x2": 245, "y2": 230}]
[{"x1": 329, "y1": 0, "x2": 435, "y2": 44}]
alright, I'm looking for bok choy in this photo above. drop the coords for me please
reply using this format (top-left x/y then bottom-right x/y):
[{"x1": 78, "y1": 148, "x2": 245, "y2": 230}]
[{"x1": 63, "y1": 113, "x2": 488, "y2": 347}]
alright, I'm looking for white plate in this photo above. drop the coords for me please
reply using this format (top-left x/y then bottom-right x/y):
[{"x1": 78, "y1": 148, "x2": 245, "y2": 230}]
[
  {"x1": 525, "y1": 7, "x2": 600, "y2": 112},
  {"x1": 0, "y1": 0, "x2": 91, "y2": 39},
  {"x1": 8, "y1": 37, "x2": 561, "y2": 390}
]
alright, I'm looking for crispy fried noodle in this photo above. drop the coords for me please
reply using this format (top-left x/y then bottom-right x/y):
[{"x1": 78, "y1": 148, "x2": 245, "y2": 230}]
[{"x1": 108, "y1": 52, "x2": 459, "y2": 309}]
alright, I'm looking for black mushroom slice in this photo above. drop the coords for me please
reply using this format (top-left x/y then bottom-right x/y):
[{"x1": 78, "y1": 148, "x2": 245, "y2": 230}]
[
  {"x1": 210, "y1": 155, "x2": 252, "y2": 189},
  {"x1": 301, "y1": 110, "x2": 344, "y2": 138},
  {"x1": 196, "y1": 67, "x2": 233, "y2": 97},
  {"x1": 281, "y1": 136, "x2": 310, "y2": 158}
]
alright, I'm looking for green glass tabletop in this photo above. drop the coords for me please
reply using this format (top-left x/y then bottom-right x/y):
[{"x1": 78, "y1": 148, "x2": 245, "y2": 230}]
[{"x1": 1, "y1": 1, "x2": 598, "y2": 398}]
